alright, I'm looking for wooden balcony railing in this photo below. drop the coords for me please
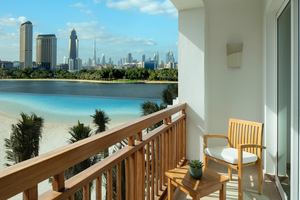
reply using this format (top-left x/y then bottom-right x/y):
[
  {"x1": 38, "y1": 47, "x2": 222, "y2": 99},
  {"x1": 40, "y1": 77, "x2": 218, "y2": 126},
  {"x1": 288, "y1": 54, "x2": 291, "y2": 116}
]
[{"x1": 0, "y1": 103, "x2": 187, "y2": 200}]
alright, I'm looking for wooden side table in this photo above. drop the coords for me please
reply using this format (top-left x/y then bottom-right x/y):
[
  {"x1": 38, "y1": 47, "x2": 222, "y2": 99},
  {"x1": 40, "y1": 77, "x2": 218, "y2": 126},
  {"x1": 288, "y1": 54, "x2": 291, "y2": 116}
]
[{"x1": 165, "y1": 165, "x2": 229, "y2": 200}]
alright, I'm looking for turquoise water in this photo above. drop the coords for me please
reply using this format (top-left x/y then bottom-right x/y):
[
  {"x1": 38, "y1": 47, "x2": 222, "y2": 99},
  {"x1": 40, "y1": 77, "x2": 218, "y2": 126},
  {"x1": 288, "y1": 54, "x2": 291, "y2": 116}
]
[
  {"x1": 0, "y1": 92, "x2": 160, "y2": 122},
  {"x1": 0, "y1": 81, "x2": 167, "y2": 123}
]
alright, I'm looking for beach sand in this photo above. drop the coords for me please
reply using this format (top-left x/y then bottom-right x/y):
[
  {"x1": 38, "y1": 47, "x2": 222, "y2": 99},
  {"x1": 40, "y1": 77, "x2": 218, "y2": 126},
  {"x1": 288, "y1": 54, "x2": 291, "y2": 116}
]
[{"x1": 0, "y1": 111, "x2": 135, "y2": 199}]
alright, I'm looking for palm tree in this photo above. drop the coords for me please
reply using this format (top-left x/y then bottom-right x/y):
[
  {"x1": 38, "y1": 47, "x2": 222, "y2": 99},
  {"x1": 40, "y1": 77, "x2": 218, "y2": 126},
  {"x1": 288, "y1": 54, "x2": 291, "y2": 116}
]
[
  {"x1": 141, "y1": 101, "x2": 165, "y2": 131},
  {"x1": 91, "y1": 109, "x2": 110, "y2": 158},
  {"x1": 66, "y1": 121, "x2": 97, "y2": 200},
  {"x1": 162, "y1": 84, "x2": 178, "y2": 105},
  {"x1": 4, "y1": 113, "x2": 44, "y2": 166},
  {"x1": 91, "y1": 109, "x2": 111, "y2": 133}
]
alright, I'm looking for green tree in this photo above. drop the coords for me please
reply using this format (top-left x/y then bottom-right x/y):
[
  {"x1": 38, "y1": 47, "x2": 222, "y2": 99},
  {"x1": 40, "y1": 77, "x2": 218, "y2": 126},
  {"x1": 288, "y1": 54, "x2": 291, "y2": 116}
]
[
  {"x1": 141, "y1": 101, "x2": 166, "y2": 131},
  {"x1": 162, "y1": 84, "x2": 178, "y2": 105},
  {"x1": 4, "y1": 113, "x2": 44, "y2": 166},
  {"x1": 66, "y1": 121, "x2": 97, "y2": 200},
  {"x1": 91, "y1": 109, "x2": 111, "y2": 133}
]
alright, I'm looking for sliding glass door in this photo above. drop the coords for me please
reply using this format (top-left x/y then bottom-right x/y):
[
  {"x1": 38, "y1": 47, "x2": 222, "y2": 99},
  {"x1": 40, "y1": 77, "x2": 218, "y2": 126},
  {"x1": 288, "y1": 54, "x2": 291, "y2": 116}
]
[{"x1": 277, "y1": 2, "x2": 291, "y2": 199}]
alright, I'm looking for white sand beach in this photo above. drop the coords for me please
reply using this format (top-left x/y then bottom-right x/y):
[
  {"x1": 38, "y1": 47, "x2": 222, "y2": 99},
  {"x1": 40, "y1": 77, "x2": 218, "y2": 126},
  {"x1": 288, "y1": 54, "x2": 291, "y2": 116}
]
[{"x1": 0, "y1": 110, "x2": 133, "y2": 199}]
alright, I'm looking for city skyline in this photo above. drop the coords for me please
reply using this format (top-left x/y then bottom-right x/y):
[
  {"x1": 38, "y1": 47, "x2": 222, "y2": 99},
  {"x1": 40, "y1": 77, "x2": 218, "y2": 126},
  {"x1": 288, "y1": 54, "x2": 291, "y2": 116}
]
[{"x1": 0, "y1": 0, "x2": 178, "y2": 64}]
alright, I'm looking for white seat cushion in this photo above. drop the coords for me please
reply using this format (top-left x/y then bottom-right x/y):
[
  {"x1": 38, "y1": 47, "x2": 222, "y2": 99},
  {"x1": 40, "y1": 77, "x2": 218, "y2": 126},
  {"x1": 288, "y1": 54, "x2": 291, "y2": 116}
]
[{"x1": 204, "y1": 146, "x2": 258, "y2": 164}]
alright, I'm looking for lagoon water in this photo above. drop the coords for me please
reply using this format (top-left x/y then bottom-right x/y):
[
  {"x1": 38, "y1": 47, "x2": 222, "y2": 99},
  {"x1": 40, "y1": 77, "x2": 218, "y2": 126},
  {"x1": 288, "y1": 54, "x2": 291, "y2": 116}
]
[
  {"x1": 0, "y1": 81, "x2": 169, "y2": 199},
  {"x1": 0, "y1": 81, "x2": 165, "y2": 122}
]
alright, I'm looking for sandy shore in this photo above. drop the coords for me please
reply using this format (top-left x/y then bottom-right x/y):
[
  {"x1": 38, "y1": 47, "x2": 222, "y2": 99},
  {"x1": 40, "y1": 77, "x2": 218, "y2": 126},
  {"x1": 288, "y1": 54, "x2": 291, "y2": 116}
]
[
  {"x1": 0, "y1": 78, "x2": 178, "y2": 84},
  {"x1": 0, "y1": 111, "x2": 125, "y2": 170}
]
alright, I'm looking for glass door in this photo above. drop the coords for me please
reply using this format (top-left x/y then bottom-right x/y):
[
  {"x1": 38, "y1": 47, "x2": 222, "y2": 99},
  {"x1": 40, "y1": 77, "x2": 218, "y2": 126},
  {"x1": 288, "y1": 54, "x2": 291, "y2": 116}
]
[{"x1": 277, "y1": 2, "x2": 291, "y2": 199}]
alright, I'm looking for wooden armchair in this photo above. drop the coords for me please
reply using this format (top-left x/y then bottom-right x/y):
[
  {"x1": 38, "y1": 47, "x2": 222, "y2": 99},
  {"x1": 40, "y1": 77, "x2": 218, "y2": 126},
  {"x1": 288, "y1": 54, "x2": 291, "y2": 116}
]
[{"x1": 203, "y1": 118, "x2": 265, "y2": 200}]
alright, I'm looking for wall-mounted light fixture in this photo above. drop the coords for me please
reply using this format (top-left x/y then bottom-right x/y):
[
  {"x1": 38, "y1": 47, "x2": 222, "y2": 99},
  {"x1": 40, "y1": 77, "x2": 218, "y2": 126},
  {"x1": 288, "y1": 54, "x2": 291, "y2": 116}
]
[{"x1": 226, "y1": 43, "x2": 243, "y2": 68}]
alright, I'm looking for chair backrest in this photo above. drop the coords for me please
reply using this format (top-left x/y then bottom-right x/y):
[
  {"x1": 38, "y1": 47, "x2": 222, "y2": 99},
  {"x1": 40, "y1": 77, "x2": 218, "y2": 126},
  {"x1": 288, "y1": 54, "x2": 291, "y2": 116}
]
[{"x1": 228, "y1": 118, "x2": 264, "y2": 158}]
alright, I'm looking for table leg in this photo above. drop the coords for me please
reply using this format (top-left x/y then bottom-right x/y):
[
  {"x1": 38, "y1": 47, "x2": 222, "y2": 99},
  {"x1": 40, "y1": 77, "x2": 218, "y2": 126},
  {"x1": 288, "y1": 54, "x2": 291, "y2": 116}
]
[
  {"x1": 219, "y1": 183, "x2": 226, "y2": 200},
  {"x1": 168, "y1": 178, "x2": 174, "y2": 200}
]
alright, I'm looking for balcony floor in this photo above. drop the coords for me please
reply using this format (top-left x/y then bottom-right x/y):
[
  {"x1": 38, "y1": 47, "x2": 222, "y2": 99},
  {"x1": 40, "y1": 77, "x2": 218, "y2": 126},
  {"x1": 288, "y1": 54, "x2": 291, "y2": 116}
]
[{"x1": 174, "y1": 162, "x2": 281, "y2": 200}]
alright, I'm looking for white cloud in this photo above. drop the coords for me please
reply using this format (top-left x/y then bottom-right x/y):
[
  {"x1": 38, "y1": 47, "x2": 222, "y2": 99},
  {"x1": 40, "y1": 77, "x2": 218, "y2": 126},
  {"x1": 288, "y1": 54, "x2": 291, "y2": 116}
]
[
  {"x1": 70, "y1": 2, "x2": 93, "y2": 15},
  {"x1": 0, "y1": 16, "x2": 28, "y2": 26},
  {"x1": 106, "y1": 0, "x2": 177, "y2": 17},
  {"x1": 58, "y1": 20, "x2": 156, "y2": 46}
]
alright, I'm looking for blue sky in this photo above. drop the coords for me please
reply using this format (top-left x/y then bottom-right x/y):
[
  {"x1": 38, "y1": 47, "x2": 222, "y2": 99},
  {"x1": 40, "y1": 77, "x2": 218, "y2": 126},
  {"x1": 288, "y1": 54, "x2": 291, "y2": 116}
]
[{"x1": 0, "y1": 0, "x2": 178, "y2": 64}]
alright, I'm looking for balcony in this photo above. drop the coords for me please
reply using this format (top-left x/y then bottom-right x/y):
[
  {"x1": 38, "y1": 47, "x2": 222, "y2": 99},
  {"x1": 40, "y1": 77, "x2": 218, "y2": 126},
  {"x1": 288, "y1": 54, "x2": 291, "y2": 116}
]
[
  {"x1": 0, "y1": 104, "x2": 186, "y2": 199},
  {"x1": 0, "y1": 103, "x2": 280, "y2": 199}
]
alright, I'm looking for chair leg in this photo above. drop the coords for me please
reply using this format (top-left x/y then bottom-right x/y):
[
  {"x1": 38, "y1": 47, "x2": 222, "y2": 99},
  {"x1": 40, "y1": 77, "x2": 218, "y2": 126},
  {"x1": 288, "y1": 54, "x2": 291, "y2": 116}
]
[
  {"x1": 238, "y1": 147, "x2": 243, "y2": 200},
  {"x1": 203, "y1": 154, "x2": 208, "y2": 168},
  {"x1": 238, "y1": 166, "x2": 243, "y2": 200},
  {"x1": 257, "y1": 160, "x2": 263, "y2": 194},
  {"x1": 228, "y1": 167, "x2": 232, "y2": 180}
]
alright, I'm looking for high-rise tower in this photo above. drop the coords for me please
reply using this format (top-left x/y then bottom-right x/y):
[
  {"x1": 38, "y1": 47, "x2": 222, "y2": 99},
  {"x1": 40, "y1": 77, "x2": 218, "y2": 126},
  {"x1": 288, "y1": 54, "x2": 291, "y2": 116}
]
[
  {"x1": 20, "y1": 21, "x2": 33, "y2": 68},
  {"x1": 69, "y1": 29, "x2": 78, "y2": 60},
  {"x1": 68, "y1": 29, "x2": 81, "y2": 71},
  {"x1": 36, "y1": 34, "x2": 57, "y2": 69},
  {"x1": 93, "y1": 39, "x2": 97, "y2": 66}
]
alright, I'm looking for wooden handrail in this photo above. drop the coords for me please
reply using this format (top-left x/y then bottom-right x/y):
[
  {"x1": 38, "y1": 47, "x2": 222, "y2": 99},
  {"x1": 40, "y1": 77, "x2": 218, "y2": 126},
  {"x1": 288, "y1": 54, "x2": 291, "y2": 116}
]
[{"x1": 0, "y1": 103, "x2": 186, "y2": 199}]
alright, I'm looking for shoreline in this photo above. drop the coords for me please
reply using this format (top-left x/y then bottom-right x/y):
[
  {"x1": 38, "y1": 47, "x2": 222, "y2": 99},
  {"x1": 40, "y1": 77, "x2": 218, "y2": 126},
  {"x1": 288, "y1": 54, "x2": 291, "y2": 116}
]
[{"x1": 0, "y1": 78, "x2": 178, "y2": 84}]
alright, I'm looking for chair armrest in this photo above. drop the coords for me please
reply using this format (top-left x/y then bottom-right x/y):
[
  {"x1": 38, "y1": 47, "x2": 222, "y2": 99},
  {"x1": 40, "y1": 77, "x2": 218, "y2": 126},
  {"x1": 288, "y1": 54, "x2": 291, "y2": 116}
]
[
  {"x1": 203, "y1": 134, "x2": 228, "y2": 149},
  {"x1": 239, "y1": 144, "x2": 266, "y2": 150},
  {"x1": 237, "y1": 144, "x2": 266, "y2": 166}
]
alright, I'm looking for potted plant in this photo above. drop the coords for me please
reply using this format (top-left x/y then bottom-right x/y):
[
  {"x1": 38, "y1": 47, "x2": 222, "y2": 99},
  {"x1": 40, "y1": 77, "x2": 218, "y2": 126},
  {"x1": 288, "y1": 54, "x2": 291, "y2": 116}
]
[{"x1": 188, "y1": 160, "x2": 204, "y2": 179}]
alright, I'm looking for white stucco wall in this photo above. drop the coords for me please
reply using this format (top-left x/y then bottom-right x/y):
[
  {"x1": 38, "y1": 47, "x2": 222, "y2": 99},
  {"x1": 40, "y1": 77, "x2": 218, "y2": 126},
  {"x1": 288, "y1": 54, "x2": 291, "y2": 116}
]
[
  {"x1": 205, "y1": 0, "x2": 264, "y2": 133},
  {"x1": 178, "y1": 0, "x2": 264, "y2": 160},
  {"x1": 178, "y1": 7, "x2": 206, "y2": 160}
]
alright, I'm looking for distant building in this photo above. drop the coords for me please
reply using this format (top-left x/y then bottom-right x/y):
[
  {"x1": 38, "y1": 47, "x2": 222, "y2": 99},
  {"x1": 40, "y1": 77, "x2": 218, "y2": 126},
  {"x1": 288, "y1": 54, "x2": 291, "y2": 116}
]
[
  {"x1": 68, "y1": 29, "x2": 80, "y2": 71},
  {"x1": 63, "y1": 56, "x2": 68, "y2": 64},
  {"x1": 166, "y1": 51, "x2": 175, "y2": 63},
  {"x1": 108, "y1": 57, "x2": 113, "y2": 65},
  {"x1": 101, "y1": 54, "x2": 106, "y2": 65},
  {"x1": 36, "y1": 34, "x2": 57, "y2": 69},
  {"x1": 142, "y1": 61, "x2": 157, "y2": 70},
  {"x1": 165, "y1": 51, "x2": 176, "y2": 69},
  {"x1": 0, "y1": 60, "x2": 14, "y2": 68},
  {"x1": 88, "y1": 58, "x2": 92, "y2": 66},
  {"x1": 153, "y1": 52, "x2": 159, "y2": 68},
  {"x1": 20, "y1": 21, "x2": 33, "y2": 68},
  {"x1": 127, "y1": 53, "x2": 133, "y2": 63},
  {"x1": 93, "y1": 40, "x2": 97, "y2": 66},
  {"x1": 57, "y1": 64, "x2": 69, "y2": 70},
  {"x1": 142, "y1": 54, "x2": 146, "y2": 62},
  {"x1": 165, "y1": 62, "x2": 177, "y2": 69}
]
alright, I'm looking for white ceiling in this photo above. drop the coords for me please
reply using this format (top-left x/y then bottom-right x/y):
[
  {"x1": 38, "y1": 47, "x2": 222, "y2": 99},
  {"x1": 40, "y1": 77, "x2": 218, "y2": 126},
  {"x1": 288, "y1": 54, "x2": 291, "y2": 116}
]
[{"x1": 171, "y1": 0, "x2": 204, "y2": 10}]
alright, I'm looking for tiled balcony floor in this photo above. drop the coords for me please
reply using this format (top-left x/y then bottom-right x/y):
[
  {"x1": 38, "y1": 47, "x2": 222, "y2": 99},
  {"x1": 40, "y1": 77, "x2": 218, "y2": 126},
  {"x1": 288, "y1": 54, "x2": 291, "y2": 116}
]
[{"x1": 174, "y1": 162, "x2": 281, "y2": 200}]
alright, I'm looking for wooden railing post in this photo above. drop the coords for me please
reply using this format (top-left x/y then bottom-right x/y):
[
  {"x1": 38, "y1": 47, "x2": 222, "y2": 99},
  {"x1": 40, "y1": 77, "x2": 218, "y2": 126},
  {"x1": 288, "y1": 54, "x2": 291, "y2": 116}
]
[
  {"x1": 23, "y1": 185, "x2": 37, "y2": 200},
  {"x1": 126, "y1": 136, "x2": 136, "y2": 200},
  {"x1": 96, "y1": 176, "x2": 102, "y2": 200},
  {"x1": 182, "y1": 109, "x2": 186, "y2": 160},
  {"x1": 136, "y1": 131, "x2": 145, "y2": 200},
  {"x1": 52, "y1": 172, "x2": 65, "y2": 192}
]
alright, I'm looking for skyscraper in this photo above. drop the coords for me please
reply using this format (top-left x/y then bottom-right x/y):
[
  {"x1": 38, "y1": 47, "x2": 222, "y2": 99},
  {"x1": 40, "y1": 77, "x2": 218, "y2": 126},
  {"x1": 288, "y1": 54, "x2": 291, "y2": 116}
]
[
  {"x1": 36, "y1": 34, "x2": 57, "y2": 69},
  {"x1": 68, "y1": 29, "x2": 80, "y2": 71},
  {"x1": 153, "y1": 52, "x2": 159, "y2": 69},
  {"x1": 127, "y1": 53, "x2": 133, "y2": 63},
  {"x1": 20, "y1": 21, "x2": 33, "y2": 68},
  {"x1": 101, "y1": 54, "x2": 106, "y2": 65},
  {"x1": 166, "y1": 51, "x2": 175, "y2": 63},
  {"x1": 93, "y1": 39, "x2": 97, "y2": 66},
  {"x1": 142, "y1": 54, "x2": 146, "y2": 62}
]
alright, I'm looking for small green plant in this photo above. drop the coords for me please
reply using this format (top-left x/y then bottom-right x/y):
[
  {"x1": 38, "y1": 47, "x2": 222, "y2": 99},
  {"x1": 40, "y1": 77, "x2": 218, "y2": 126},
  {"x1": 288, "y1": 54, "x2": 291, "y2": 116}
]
[{"x1": 189, "y1": 160, "x2": 203, "y2": 169}]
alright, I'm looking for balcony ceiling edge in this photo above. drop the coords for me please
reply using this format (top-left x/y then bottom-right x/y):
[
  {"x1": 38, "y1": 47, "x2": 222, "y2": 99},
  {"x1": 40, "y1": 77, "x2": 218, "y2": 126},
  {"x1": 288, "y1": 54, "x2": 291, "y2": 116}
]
[{"x1": 171, "y1": 0, "x2": 204, "y2": 11}]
